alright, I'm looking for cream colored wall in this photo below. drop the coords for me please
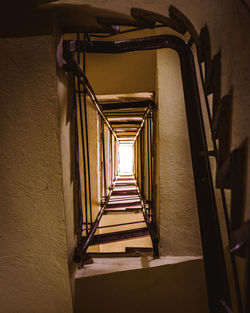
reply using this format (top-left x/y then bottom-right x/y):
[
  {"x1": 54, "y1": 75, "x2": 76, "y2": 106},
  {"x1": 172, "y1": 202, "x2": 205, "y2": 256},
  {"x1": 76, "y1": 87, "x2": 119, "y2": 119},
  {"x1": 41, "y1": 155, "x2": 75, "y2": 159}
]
[
  {"x1": 76, "y1": 258, "x2": 209, "y2": 313},
  {"x1": 86, "y1": 49, "x2": 156, "y2": 94},
  {"x1": 57, "y1": 53, "x2": 78, "y2": 301},
  {"x1": 86, "y1": 97, "x2": 101, "y2": 220},
  {"x1": 156, "y1": 48, "x2": 202, "y2": 256},
  {"x1": 2, "y1": 1, "x2": 249, "y2": 311},
  {"x1": 0, "y1": 35, "x2": 73, "y2": 313}
]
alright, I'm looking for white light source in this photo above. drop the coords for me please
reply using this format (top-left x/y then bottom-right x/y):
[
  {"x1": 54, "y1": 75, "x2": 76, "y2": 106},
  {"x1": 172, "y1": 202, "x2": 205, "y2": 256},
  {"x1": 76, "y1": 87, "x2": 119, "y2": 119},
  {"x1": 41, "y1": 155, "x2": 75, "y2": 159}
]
[{"x1": 118, "y1": 144, "x2": 134, "y2": 173}]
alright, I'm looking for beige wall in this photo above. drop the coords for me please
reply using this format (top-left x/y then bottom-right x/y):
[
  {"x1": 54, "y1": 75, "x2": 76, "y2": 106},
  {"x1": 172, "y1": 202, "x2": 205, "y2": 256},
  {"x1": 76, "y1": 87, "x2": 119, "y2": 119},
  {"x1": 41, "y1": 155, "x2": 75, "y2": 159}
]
[
  {"x1": 86, "y1": 49, "x2": 156, "y2": 95},
  {"x1": 0, "y1": 35, "x2": 73, "y2": 313},
  {"x1": 76, "y1": 258, "x2": 209, "y2": 313},
  {"x1": 156, "y1": 48, "x2": 202, "y2": 256},
  {"x1": 1, "y1": 1, "x2": 250, "y2": 312},
  {"x1": 57, "y1": 50, "x2": 78, "y2": 302}
]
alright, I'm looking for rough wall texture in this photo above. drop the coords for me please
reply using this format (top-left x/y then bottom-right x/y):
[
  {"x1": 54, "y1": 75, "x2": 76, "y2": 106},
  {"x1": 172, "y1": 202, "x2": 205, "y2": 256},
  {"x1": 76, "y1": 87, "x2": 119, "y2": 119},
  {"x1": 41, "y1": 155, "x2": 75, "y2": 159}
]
[
  {"x1": 57, "y1": 54, "x2": 78, "y2": 300},
  {"x1": 86, "y1": 49, "x2": 156, "y2": 95},
  {"x1": 0, "y1": 36, "x2": 73, "y2": 313},
  {"x1": 76, "y1": 258, "x2": 209, "y2": 313},
  {"x1": 1, "y1": 0, "x2": 249, "y2": 311},
  {"x1": 156, "y1": 48, "x2": 202, "y2": 256}
]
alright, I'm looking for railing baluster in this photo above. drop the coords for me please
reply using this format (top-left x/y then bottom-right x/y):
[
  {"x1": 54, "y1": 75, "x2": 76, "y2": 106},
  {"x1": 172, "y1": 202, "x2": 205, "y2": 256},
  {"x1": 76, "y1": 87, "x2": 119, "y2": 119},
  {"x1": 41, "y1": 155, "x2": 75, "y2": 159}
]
[
  {"x1": 194, "y1": 45, "x2": 243, "y2": 313},
  {"x1": 82, "y1": 35, "x2": 93, "y2": 226},
  {"x1": 76, "y1": 33, "x2": 89, "y2": 235}
]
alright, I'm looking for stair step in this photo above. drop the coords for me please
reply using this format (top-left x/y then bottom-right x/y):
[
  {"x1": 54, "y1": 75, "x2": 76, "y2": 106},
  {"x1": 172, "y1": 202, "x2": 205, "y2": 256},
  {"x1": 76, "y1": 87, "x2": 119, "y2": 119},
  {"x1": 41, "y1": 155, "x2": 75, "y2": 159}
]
[
  {"x1": 86, "y1": 251, "x2": 142, "y2": 258},
  {"x1": 112, "y1": 190, "x2": 138, "y2": 195},
  {"x1": 104, "y1": 208, "x2": 142, "y2": 214},
  {"x1": 106, "y1": 201, "x2": 141, "y2": 209},
  {"x1": 125, "y1": 247, "x2": 153, "y2": 253},
  {"x1": 85, "y1": 227, "x2": 149, "y2": 245}
]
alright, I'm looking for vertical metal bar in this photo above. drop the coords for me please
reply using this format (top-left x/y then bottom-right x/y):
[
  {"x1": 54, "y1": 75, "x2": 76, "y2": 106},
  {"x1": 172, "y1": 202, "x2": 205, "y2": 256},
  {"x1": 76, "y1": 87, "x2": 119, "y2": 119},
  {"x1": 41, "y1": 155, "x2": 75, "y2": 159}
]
[
  {"x1": 110, "y1": 129, "x2": 112, "y2": 185},
  {"x1": 152, "y1": 107, "x2": 157, "y2": 227},
  {"x1": 197, "y1": 58, "x2": 232, "y2": 239},
  {"x1": 114, "y1": 137, "x2": 116, "y2": 179},
  {"x1": 147, "y1": 116, "x2": 151, "y2": 218},
  {"x1": 136, "y1": 138, "x2": 138, "y2": 179},
  {"x1": 180, "y1": 45, "x2": 231, "y2": 311},
  {"x1": 245, "y1": 227, "x2": 250, "y2": 313},
  {"x1": 111, "y1": 132, "x2": 113, "y2": 183},
  {"x1": 140, "y1": 128, "x2": 144, "y2": 198},
  {"x1": 197, "y1": 51, "x2": 242, "y2": 313},
  {"x1": 114, "y1": 138, "x2": 117, "y2": 178},
  {"x1": 149, "y1": 110, "x2": 153, "y2": 221},
  {"x1": 101, "y1": 118, "x2": 107, "y2": 198},
  {"x1": 73, "y1": 75, "x2": 83, "y2": 236},
  {"x1": 82, "y1": 34, "x2": 93, "y2": 225},
  {"x1": 76, "y1": 33, "x2": 89, "y2": 235}
]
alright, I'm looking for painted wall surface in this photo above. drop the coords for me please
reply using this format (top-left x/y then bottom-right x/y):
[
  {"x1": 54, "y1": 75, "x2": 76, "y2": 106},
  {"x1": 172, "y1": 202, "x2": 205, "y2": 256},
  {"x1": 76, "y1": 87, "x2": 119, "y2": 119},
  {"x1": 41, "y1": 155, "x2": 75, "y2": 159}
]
[
  {"x1": 57, "y1": 56, "x2": 78, "y2": 301},
  {"x1": 76, "y1": 258, "x2": 209, "y2": 313},
  {"x1": 1, "y1": 1, "x2": 250, "y2": 312},
  {"x1": 0, "y1": 36, "x2": 73, "y2": 313},
  {"x1": 86, "y1": 49, "x2": 156, "y2": 95},
  {"x1": 156, "y1": 48, "x2": 202, "y2": 256}
]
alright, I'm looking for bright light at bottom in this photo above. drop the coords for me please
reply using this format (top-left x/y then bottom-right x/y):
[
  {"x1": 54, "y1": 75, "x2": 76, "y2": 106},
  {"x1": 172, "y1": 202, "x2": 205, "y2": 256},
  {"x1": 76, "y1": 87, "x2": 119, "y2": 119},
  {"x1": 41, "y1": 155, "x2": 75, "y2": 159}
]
[{"x1": 119, "y1": 144, "x2": 134, "y2": 173}]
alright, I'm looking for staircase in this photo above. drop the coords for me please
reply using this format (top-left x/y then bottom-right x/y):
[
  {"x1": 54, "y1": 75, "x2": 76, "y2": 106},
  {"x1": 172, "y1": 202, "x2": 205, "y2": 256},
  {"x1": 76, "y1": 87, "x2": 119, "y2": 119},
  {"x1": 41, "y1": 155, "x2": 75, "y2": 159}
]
[
  {"x1": 63, "y1": 24, "x2": 249, "y2": 313},
  {"x1": 85, "y1": 174, "x2": 152, "y2": 255}
]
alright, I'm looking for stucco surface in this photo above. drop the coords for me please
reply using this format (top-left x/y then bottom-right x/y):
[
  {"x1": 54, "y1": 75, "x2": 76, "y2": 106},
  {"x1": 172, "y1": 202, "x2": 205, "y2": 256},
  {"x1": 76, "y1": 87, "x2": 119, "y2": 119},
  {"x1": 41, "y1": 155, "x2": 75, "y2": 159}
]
[
  {"x1": 86, "y1": 49, "x2": 156, "y2": 95},
  {"x1": 76, "y1": 258, "x2": 209, "y2": 313},
  {"x1": 156, "y1": 48, "x2": 202, "y2": 256},
  {"x1": 1, "y1": 1, "x2": 250, "y2": 311},
  {"x1": 0, "y1": 36, "x2": 73, "y2": 313}
]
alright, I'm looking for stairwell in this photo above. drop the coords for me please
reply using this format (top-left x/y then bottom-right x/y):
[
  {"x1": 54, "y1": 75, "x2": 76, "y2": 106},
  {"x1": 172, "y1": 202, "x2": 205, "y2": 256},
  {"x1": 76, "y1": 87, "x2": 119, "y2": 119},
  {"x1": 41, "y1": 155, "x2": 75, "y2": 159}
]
[{"x1": 61, "y1": 15, "x2": 246, "y2": 313}]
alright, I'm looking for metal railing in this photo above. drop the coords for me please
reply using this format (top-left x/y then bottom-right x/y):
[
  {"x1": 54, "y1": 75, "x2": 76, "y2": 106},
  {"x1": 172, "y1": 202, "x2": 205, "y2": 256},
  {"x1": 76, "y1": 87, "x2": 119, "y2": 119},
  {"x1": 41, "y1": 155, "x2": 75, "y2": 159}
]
[
  {"x1": 63, "y1": 19, "x2": 248, "y2": 312},
  {"x1": 74, "y1": 33, "x2": 233, "y2": 312}
]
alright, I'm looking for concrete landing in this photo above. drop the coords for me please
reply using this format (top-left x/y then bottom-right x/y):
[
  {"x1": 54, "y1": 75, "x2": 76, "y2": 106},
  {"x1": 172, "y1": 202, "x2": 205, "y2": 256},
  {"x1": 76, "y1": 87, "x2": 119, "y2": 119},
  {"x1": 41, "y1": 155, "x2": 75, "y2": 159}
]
[
  {"x1": 76, "y1": 255, "x2": 202, "y2": 278},
  {"x1": 75, "y1": 257, "x2": 209, "y2": 313}
]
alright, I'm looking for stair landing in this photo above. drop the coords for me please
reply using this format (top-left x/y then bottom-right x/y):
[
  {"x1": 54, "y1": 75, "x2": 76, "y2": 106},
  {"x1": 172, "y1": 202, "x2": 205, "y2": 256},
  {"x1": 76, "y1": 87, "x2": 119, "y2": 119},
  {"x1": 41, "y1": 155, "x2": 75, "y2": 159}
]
[{"x1": 76, "y1": 255, "x2": 202, "y2": 278}]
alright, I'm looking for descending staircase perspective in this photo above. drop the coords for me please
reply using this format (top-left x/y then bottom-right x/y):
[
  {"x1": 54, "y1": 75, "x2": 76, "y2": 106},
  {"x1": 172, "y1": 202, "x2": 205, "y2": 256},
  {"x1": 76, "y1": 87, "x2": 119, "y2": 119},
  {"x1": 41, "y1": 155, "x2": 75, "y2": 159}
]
[
  {"x1": 1, "y1": 3, "x2": 250, "y2": 313},
  {"x1": 60, "y1": 8, "x2": 249, "y2": 313},
  {"x1": 83, "y1": 174, "x2": 151, "y2": 250}
]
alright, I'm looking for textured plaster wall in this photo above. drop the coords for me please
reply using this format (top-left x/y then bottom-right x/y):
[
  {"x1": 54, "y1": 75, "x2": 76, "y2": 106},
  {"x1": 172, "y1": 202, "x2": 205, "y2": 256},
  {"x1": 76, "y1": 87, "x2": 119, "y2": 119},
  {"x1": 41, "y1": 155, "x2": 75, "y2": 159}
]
[
  {"x1": 76, "y1": 258, "x2": 209, "y2": 313},
  {"x1": 0, "y1": 36, "x2": 73, "y2": 313},
  {"x1": 156, "y1": 48, "x2": 202, "y2": 256},
  {"x1": 57, "y1": 53, "x2": 78, "y2": 300},
  {"x1": 85, "y1": 49, "x2": 156, "y2": 95}
]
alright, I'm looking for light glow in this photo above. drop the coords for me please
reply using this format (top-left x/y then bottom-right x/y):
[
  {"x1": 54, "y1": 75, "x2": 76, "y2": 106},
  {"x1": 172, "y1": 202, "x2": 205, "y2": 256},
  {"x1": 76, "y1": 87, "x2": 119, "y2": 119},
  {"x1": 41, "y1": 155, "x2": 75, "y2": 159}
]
[{"x1": 118, "y1": 144, "x2": 134, "y2": 173}]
